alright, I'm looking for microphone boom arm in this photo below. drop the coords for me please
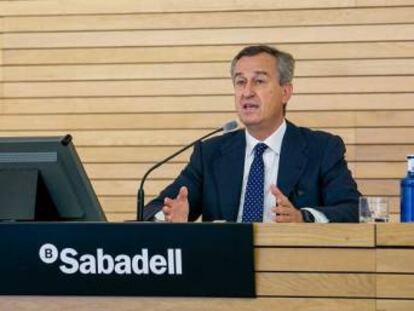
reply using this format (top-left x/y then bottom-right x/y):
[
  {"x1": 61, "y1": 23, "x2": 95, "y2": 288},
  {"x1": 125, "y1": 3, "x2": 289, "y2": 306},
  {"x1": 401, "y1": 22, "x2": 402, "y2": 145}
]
[{"x1": 136, "y1": 126, "x2": 224, "y2": 221}]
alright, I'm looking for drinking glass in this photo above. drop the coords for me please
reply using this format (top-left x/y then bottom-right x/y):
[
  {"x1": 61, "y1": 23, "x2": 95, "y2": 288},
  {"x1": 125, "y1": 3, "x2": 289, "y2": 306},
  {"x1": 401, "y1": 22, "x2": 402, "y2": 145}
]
[{"x1": 359, "y1": 196, "x2": 390, "y2": 223}]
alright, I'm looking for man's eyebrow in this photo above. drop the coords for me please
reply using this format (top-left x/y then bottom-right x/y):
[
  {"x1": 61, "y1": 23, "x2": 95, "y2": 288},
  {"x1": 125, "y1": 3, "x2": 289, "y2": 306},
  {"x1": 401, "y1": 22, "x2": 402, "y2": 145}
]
[
  {"x1": 234, "y1": 70, "x2": 269, "y2": 77},
  {"x1": 253, "y1": 70, "x2": 269, "y2": 76}
]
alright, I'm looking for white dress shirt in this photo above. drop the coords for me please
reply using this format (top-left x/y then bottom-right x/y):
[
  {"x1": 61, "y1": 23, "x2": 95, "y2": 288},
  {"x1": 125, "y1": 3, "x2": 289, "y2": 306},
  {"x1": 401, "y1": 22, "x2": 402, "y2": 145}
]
[{"x1": 236, "y1": 120, "x2": 329, "y2": 223}]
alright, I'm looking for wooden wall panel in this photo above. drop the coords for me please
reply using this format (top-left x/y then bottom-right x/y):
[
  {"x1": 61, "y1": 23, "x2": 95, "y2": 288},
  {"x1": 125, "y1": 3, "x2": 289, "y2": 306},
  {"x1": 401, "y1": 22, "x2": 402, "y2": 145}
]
[
  {"x1": 88, "y1": 178, "x2": 400, "y2": 198},
  {"x1": 256, "y1": 248, "x2": 375, "y2": 272},
  {"x1": 0, "y1": 1, "x2": 413, "y2": 221},
  {"x1": 3, "y1": 76, "x2": 413, "y2": 97},
  {"x1": 0, "y1": 111, "x2": 413, "y2": 130},
  {"x1": 1, "y1": 0, "x2": 414, "y2": 15},
  {"x1": 101, "y1": 196, "x2": 402, "y2": 219},
  {"x1": 0, "y1": 296, "x2": 376, "y2": 311},
  {"x1": 377, "y1": 224, "x2": 414, "y2": 247},
  {"x1": 80, "y1": 162, "x2": 404, "y2": 180},
  {"x1": 253, "y1": 223, "x2": 375, "y2": 247},
  {"x1": 0, "y1": 16, "x2": 3, "y2": 101},
  {"x1": 377, "y1": 275, "x2": 414, "y2": 299},
  {"x1": 4, "y1": 42, "x2": 414, "y2": 65},
  {"x1": 376, "y1": 300, "x2": 414, "y2": 311},
  {"x1": 377, "y1": 249, "x2": 414, "y2": 273},
  {"x1": 257, "y1": 273, "x2": 376, "y2": 297},
  {"x1": 3, "y1": 7, "x2": 414, "y2": 32},
  {"x1": 3, "y1": 59, "x2": 414, "y2": 81},
  {"x1": 1, "y1": 94, "x2": 413, "y2": 113},
  {"x1": 3, "y1": 25, "x2": 414, "y2": 48}
]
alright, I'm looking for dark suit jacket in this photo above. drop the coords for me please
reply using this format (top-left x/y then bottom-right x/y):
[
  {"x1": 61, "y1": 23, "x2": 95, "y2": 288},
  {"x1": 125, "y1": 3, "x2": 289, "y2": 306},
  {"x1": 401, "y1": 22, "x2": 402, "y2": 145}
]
[{"x1": 144, "y1": 120, "x2": 360, "y2": 222}]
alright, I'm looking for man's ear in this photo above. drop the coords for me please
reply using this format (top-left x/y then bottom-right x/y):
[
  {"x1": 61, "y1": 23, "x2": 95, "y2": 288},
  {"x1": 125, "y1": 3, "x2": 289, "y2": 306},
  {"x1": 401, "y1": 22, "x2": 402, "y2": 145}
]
[{"x1": 282, "y1": 82, "x2": 293, "y2": 103}]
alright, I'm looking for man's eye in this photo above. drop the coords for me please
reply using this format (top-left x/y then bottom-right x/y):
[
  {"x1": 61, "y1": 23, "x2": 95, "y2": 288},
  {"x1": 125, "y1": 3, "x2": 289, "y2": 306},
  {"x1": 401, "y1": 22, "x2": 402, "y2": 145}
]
[
  {"x1": 255, "y1": 79, "x2": 265, "y2": 84},
  {"x1": 235, "y1": 80, "x2": 246, "y2": 86}
]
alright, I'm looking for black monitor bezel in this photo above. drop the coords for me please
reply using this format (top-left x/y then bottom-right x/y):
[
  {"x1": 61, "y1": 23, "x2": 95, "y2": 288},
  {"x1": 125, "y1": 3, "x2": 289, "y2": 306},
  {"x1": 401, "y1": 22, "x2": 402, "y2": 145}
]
[{"x1": 0, "y1": 135, "x2": 106, "y2": 221}]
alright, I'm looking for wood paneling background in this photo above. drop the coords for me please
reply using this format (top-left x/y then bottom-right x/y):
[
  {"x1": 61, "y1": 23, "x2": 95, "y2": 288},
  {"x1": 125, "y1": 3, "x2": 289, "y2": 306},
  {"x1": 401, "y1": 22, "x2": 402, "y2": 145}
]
[{"x1": 0, "y1": 0, "x2": 413, "y2": 221}]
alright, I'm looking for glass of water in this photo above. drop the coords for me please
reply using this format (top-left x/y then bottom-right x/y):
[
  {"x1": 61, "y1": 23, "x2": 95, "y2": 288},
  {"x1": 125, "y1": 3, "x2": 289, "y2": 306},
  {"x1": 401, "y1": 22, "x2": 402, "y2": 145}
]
[{"x1": 359, "y1": 196, "x2": 390, "y2": 223}]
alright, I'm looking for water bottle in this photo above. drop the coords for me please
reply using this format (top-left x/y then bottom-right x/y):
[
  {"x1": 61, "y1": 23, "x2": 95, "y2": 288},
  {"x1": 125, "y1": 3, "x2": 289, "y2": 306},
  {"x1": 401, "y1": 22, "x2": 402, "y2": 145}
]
[{"x1": 401, "y1": 155, "x2": 414, "y2": 222}]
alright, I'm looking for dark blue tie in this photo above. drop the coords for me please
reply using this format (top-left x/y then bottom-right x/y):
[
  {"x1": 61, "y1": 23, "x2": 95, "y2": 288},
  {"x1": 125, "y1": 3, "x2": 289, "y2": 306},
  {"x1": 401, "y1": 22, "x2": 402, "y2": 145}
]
[{"x1": 242, "y1": 143, "x2": 268, "y2": 223}]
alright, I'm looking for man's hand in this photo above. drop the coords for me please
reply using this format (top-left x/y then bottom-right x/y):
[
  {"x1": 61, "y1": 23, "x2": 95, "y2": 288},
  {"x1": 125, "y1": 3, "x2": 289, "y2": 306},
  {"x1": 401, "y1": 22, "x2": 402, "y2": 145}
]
[
  {"x1": 162, "y1": 186, "x2": 190, "y2": 222},
  {"x1": 270, "y1": 184, "x2": 304, "y2": 223}
]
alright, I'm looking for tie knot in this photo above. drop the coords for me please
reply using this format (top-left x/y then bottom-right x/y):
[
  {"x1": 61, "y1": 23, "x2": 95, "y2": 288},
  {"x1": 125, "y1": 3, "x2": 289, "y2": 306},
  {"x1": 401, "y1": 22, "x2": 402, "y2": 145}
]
[{"x1": 254, "y1": 143, "x2": 268, "y2": 157}]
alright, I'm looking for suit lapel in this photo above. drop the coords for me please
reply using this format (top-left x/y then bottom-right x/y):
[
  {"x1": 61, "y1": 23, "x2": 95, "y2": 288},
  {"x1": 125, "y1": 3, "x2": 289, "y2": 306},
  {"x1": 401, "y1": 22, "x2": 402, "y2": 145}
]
[
  {"x1": 277, "y1": 121, "x2": 308, "y2": 198},
  {"x1": 213, "y1": 130, "x2": 245, "y2": 221}
]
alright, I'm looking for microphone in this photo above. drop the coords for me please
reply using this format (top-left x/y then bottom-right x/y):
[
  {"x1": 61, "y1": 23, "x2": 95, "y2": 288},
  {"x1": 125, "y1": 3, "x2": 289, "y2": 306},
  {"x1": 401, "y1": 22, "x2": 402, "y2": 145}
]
[{"x1": 136, "y1": 120, "x2": 238, "y2": 221}]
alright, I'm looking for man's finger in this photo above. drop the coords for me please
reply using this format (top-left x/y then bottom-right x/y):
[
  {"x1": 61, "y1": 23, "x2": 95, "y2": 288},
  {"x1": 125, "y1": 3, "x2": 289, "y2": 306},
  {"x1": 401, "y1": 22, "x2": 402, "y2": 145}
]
[
  {"x1": 162, "y1": 205, "x2": 171, "y2": 215},
  {"x1": 275, "y1": 215, "x2": 292, "y2": 223},
  {"x1": 177, "y1": 186, "x2": 188, "y2": 201},
  {"x1": 274, "y1": 206, "x2": 293, "y2": 215},
  {"x1": 164, "y1": 197, "x2": 173, "y2": 206},
  {"x1": 270, "y1": 184, "x2": 285, "y2": 197},
  {"x1": 270, "y1": 184, "x2": 288, "y2": 204},
  {"x1": 270, "y1": 184, "x2": 278, "y2": 196}
]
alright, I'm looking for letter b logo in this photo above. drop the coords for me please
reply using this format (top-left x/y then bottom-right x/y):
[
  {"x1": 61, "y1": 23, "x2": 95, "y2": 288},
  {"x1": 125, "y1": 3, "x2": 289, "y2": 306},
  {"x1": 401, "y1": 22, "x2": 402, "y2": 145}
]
[{"x1": 39, "y1": 243, "x2": 59, "y2": 264}]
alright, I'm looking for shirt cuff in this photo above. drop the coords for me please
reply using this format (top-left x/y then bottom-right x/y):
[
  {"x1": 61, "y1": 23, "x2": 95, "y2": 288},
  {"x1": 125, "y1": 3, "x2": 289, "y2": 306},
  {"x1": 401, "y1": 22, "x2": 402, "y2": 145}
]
[
  {"x1": 154, "y1": 211, "x2": 166, "y2": 222},
  {"x1": 302, "y1": 207, "x2": 330, "y2": 223}
]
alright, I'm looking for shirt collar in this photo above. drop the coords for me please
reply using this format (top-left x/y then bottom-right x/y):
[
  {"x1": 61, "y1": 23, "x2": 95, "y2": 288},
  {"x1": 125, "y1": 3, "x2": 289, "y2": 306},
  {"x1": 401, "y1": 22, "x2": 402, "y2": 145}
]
[{"x1": 245, "y1": 120, "x2": 287, "y2": 156}]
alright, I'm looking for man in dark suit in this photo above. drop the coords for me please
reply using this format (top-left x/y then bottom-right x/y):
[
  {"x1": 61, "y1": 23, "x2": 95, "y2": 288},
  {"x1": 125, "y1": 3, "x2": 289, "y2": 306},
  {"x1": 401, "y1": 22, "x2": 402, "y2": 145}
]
[{"x1": 144, "y1": 45, "x2": 360, "y2": 223}]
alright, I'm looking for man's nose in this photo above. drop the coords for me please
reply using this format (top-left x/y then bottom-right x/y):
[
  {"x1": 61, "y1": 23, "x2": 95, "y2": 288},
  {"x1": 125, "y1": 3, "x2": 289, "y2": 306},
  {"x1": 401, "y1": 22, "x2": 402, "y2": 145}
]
[{"x1": 242, "y1": 81, "x2": 255, "y2": 98}]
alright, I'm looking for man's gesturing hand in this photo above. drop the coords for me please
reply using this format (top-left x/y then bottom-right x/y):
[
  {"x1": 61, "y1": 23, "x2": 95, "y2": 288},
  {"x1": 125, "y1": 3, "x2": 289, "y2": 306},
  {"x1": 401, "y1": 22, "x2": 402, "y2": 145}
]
[
  {"x1": 270, "y1": 184, "x2": 304, "y2": 223},
  {"x1": 162, "y1": 186, "x2": 190, "y2": 222}
]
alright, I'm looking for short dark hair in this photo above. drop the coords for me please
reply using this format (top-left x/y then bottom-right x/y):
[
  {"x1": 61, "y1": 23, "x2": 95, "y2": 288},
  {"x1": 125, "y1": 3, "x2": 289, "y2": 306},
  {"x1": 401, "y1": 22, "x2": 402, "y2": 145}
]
[{"x1": 230, "y1": 45, "x2": 295, "y2": 85}]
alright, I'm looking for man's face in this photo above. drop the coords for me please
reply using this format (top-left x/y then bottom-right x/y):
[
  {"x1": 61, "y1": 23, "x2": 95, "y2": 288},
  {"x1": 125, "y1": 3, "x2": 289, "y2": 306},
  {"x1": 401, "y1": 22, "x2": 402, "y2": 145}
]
[{"x1": 233, "y1": 53, "x2": 292, "y2": 139}]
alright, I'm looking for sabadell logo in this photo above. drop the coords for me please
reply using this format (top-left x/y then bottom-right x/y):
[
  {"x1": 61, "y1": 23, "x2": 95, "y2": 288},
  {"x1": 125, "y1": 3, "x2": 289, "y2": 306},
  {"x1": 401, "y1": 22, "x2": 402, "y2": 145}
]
[{"x1": 38, "y1": 243, "x2": 183, "y2": 275}]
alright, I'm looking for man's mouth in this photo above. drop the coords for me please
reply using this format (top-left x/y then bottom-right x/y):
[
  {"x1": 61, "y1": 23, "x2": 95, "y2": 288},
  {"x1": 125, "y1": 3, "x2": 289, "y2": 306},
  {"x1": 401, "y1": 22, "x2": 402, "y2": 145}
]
[{"x1": 242, "y1": 103, "x2": 259, "y2": 111}]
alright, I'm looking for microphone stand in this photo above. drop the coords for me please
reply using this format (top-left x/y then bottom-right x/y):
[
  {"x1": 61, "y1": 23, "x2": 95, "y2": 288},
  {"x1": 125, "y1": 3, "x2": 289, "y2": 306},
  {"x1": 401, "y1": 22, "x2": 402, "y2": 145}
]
[{"x1": 136, "y1": 127, "x2": 225, "y2": 221}]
